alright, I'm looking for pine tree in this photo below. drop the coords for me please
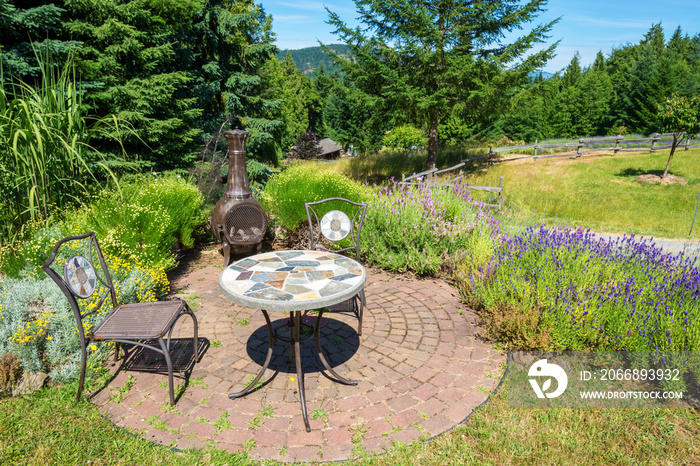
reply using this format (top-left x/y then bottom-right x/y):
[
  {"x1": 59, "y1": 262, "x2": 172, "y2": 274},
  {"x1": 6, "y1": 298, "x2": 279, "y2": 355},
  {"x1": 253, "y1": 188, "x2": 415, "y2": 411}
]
[
  {"x1": 60, "y1": 0, "x2": 205, "y2": 169},
  {"x1": 190, "y1": 0, "x2": 282, "y2": 164},
  {"x1": 326, "y1": 0, "x2": 557, "y2": 168},
  {"x1": 0, "y1": 0, "x2": 78, "y2": 81}
]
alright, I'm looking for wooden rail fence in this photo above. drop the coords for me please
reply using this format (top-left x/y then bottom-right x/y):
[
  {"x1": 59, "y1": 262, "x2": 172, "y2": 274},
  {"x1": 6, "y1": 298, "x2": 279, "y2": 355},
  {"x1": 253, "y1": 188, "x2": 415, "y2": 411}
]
[{"x1": 489, "y1": 132, "x2": 700, "y2": 164}]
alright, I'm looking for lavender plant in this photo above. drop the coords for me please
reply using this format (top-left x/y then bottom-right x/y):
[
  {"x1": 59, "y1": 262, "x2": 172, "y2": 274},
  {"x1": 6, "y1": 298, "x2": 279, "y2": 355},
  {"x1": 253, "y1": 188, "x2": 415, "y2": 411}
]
[
  {"x1": 463, "y1": 226, "x2": 700, "y2": 352},
  {"x1": 361, "y1": 178, "x2": 500, "y2": 275}
]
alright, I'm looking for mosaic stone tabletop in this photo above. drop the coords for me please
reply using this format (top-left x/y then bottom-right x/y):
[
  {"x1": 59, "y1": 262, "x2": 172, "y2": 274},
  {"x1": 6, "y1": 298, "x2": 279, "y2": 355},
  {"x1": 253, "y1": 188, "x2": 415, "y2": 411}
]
[{"x1": 219, "y1": 250, "x2": 365, "y2": 312}]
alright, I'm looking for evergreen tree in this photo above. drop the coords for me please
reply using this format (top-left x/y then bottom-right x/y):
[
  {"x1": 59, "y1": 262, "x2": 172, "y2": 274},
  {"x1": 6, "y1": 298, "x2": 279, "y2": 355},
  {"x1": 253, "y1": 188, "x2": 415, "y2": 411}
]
[
  {"x1": 0, "y1": 0, "x2": 78, "y2": 81},
  {"x1": 326, "y1": 0, "x2": 557, "y2": 168},
  {"x1": 280, "y1": 51, "x2": 310, "y2": 149},
  {"x1": 190, "y1": 0, "x2": 282, "y2": 164},
  {"x1": 323, "y1": 77, "x2": 386, "y2": 153},
  {"x1": 62, "y1": 0, "x2": 204, "y2": 169}
]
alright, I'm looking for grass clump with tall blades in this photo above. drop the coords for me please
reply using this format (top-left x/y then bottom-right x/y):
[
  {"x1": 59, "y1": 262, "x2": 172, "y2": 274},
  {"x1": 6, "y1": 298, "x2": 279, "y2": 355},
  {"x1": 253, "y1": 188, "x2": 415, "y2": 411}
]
[{"x1": 0, "y1": 48, "x2": 127, "y2": 244}]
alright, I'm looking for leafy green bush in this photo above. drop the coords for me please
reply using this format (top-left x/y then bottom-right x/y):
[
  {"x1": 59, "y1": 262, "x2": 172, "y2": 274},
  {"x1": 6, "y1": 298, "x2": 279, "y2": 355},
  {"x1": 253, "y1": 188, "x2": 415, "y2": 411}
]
[
  {"x1": 382, "y1": 125, "x2": 427, "y2": 149},
  {"x1": 361, "y1": 179, "x2": 500, "y2": 275},
  {"x1": 260, "y1": 163, "x2": 369, "y2": 230}
]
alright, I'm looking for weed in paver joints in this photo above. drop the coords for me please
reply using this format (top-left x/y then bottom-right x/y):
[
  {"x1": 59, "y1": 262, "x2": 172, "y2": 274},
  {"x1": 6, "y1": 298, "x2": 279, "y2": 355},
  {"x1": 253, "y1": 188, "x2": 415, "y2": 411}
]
[
  {"x1": 410, "y1": 421, "x2": 430, "y2": 439},
  {"x1": 186, "y1": 293, "x2": 202, "y2": 311},
  {"x1": 477, "y1": 386, "x2": 491, "y2": 394},
  {"x1": 195, "y1": 417, "x2": 209, "y2": 424},
  {"x1": 279, "y1": 445, "x2": 288, "y2": 457},
  {"x1": 161, "y1": 402, "x2": 180, "y2": 415},
  {"x1": 383, "y1": 415, "x2": 403, "y2": 434},
  {"x1": 109, "y1": 375, "x2": 136, "y2": 403},
  {"x1": 199, "y1": 397, "x2": 209, "y2": 405},
  {"x1": 349, "y1": 421, "x2": 369, "y2": 443},
  {"x1": 211, "y1": 340, "x2": 222, "y2": 348},
  {"x1": 175, "y1": 383, "x2": 187, "y2": 398},
  {"x1": 186, "y1": 433, "x2": 197, "y2": 440},
  {"x1": 457, "y1": 309, "x2": 464, "y2": 315},
  {"x1": 246, "y1": 375, "x2": 264, "y2": 391},
  {"x1": 131, "y1": 400, "x2": 143, "y2": 408},
  {"x1": 197, "y1": 277, "x2": 205, "y2": 281},
  {"x1": 247, "y1": 405, "x2": 277, "y2": 429},
  {"x1": 333, "y1": 336, "x2": 344, "y2": 345},
  {"x1": 213, "y1": 411, "x2": 233, "y2": 433},
  {"x1": 419, "y1": 412, "x2": 429, "y2": 419},
  {"x1": 311, "y1": 408, "x2": 329, "y2": 424},
  {"x1": 147, "y1": 416, "x2": 181, "y2": 434},
  {"x1": 189, "y1": 377, "x2": 208, "y2": 389},
  {"x1": 237, "y1": 317, "x2": 250, "y2": 326},
  {"x1": 242, "y1": 439, "x2": 256, "y2": 452},
  {"x1": 190, "y1": 377, "x2": 209, "y2": 389}
]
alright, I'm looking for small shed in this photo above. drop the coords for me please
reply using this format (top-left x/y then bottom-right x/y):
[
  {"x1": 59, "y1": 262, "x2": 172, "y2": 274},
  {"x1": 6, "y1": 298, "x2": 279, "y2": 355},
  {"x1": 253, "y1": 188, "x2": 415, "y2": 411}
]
[{"x1": 318, "y1": 138, "x2": 343, "y2": 159}]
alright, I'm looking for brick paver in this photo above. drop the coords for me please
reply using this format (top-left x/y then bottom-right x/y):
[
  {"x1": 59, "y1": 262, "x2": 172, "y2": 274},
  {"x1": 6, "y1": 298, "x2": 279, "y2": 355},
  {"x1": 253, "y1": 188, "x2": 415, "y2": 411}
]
[{"x1": 93, "y1": 246, "x2": 505, "y2": 463}]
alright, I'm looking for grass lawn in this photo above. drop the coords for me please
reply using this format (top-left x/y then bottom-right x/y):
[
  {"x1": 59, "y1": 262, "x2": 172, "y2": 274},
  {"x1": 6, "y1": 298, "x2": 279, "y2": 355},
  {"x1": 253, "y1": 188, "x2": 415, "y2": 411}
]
[
  {"x1": 3, "y1": 380, "x2": 699, "y2": 465},
  {"x1": 458, "y1": 149, "x2": 700, "y2": 239}
]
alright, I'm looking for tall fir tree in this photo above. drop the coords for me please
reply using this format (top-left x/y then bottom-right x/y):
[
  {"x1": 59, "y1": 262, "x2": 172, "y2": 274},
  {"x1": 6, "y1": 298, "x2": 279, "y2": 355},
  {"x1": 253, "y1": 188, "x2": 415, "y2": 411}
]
[
  {"x1": 191, "y1": 0, "x2": 282, "y2": 164},
  {"x1": 326, "y1": 0, "x2": 558, "y2": 168},
  {"x1": 61, "y1": 0, "x2": 205, "y2": 169}
]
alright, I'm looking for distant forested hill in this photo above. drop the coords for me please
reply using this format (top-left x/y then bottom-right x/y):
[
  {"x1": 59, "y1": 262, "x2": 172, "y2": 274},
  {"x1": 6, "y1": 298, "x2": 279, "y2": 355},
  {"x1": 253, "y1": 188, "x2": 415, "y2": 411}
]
[{"x1": 275, "y1": 44, "x2": 351, "y2": 74}]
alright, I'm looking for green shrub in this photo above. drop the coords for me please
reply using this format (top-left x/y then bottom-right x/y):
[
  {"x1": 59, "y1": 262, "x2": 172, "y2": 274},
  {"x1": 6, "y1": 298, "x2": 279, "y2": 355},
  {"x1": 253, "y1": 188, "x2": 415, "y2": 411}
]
[
  {"x1": 260, "y1": 163, "x2": 369, "y2": 230},
  {"x1": 382, "y1": 125, "x2": 427, "y2": 149}
]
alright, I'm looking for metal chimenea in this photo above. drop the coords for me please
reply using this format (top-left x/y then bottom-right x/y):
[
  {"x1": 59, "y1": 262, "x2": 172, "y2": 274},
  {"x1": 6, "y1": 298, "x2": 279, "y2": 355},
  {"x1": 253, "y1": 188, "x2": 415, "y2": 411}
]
[{"x1": 210, "y1": 128, "x2": 268, "y2": 266}]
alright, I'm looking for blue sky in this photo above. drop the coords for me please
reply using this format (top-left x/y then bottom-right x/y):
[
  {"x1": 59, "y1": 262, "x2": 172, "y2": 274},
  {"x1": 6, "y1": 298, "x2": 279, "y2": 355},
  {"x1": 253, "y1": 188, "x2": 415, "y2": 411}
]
[{"x1": 259, "y1": 0, "x2": 700, "y2": 73}]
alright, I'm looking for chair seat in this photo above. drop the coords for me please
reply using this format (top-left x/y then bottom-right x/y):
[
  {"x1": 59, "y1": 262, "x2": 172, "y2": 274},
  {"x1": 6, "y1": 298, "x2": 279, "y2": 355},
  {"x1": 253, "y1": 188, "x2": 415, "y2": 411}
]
[
  {"x1": 92, "y1": 300, "x2": 186, "y2": 341},
  {"x1": 326, "y1": 295, "x2": 358, "y2": 313}
]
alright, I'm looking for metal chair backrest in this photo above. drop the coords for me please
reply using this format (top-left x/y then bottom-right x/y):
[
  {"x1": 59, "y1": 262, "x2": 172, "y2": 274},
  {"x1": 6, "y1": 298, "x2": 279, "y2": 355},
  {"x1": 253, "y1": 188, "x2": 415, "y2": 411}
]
[
  {"x1": 305, "y1": 198, "x2": 367, "y2": 261},
  {"x1": 42, "y1": 232, "x2": 117, "y2": 341}
]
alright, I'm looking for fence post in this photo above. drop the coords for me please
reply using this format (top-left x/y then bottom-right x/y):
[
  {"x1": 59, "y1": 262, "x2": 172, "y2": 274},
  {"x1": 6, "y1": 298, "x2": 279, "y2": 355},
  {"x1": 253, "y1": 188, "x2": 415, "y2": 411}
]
[
  {"x1": 534, "y1": 139, "x2": 538, "y2": 161},
  {"x1": 685, "y1": 133, "x2": 692, "y2": 150},
  {"x1": 401, "y1": 173, "x2": 405, "y2": 183},
  {"x1": 614, "y1": 135, "x2": 621, "y2": 154},
  {"x1": 577, "y1": 139, "x2": 583, "y2": 157},
  {"x1": 498, "y1": 176, "x2": 504, "y2": 210},
  {"x1": 651, "y1": 133, "x2": 659, "y2": 151}
]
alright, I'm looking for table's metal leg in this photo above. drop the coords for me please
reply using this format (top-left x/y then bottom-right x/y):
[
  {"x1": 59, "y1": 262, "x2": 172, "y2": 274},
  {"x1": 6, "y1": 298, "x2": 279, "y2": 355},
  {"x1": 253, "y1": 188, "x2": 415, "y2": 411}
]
[
  {"x1": 314, "y1": 308, "x2": 358, "y2": 386},
  {"x1": 293, "y1": 311, "x2": 311, "y2": 432},
  {"x1": 288, "y1": 311, "x2": 294, "y2": 363},
  {"x1": 229, "y1": 310, "x2": 274, "y2": 399}
]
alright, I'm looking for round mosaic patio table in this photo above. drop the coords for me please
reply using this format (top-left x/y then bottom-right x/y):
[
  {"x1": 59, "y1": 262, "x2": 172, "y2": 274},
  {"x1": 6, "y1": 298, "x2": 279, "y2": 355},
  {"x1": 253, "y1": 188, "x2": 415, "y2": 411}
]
[{"x1": 219, "y1": 250, "x2": 366, "y2": 432}]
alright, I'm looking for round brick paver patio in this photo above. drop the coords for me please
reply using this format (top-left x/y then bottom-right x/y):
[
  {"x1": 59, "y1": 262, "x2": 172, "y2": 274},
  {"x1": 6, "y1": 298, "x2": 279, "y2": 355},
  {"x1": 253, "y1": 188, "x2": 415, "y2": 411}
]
[{"x1": 93, "y1": 246, "x2": 505, "y2": 463}]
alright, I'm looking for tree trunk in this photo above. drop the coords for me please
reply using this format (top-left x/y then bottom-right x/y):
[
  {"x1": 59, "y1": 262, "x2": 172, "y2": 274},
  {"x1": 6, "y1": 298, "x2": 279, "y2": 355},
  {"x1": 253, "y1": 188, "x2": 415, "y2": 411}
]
[
  {"x1": 427, "y1": 113, "x2": 439, "y2": 169},
  {"x1": 662, "y1": 134, "x2": 680, "y2": 178}
]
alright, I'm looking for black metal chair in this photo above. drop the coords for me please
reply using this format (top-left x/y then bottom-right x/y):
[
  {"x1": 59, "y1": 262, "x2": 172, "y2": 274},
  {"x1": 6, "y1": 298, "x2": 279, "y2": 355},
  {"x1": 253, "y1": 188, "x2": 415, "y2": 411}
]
[
  {"x1": 42, "y1": 232, "x2": 198, "y2": 405},
  {"x1": 305, "y1": 198, "x2": 367, "y2": 335}
]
